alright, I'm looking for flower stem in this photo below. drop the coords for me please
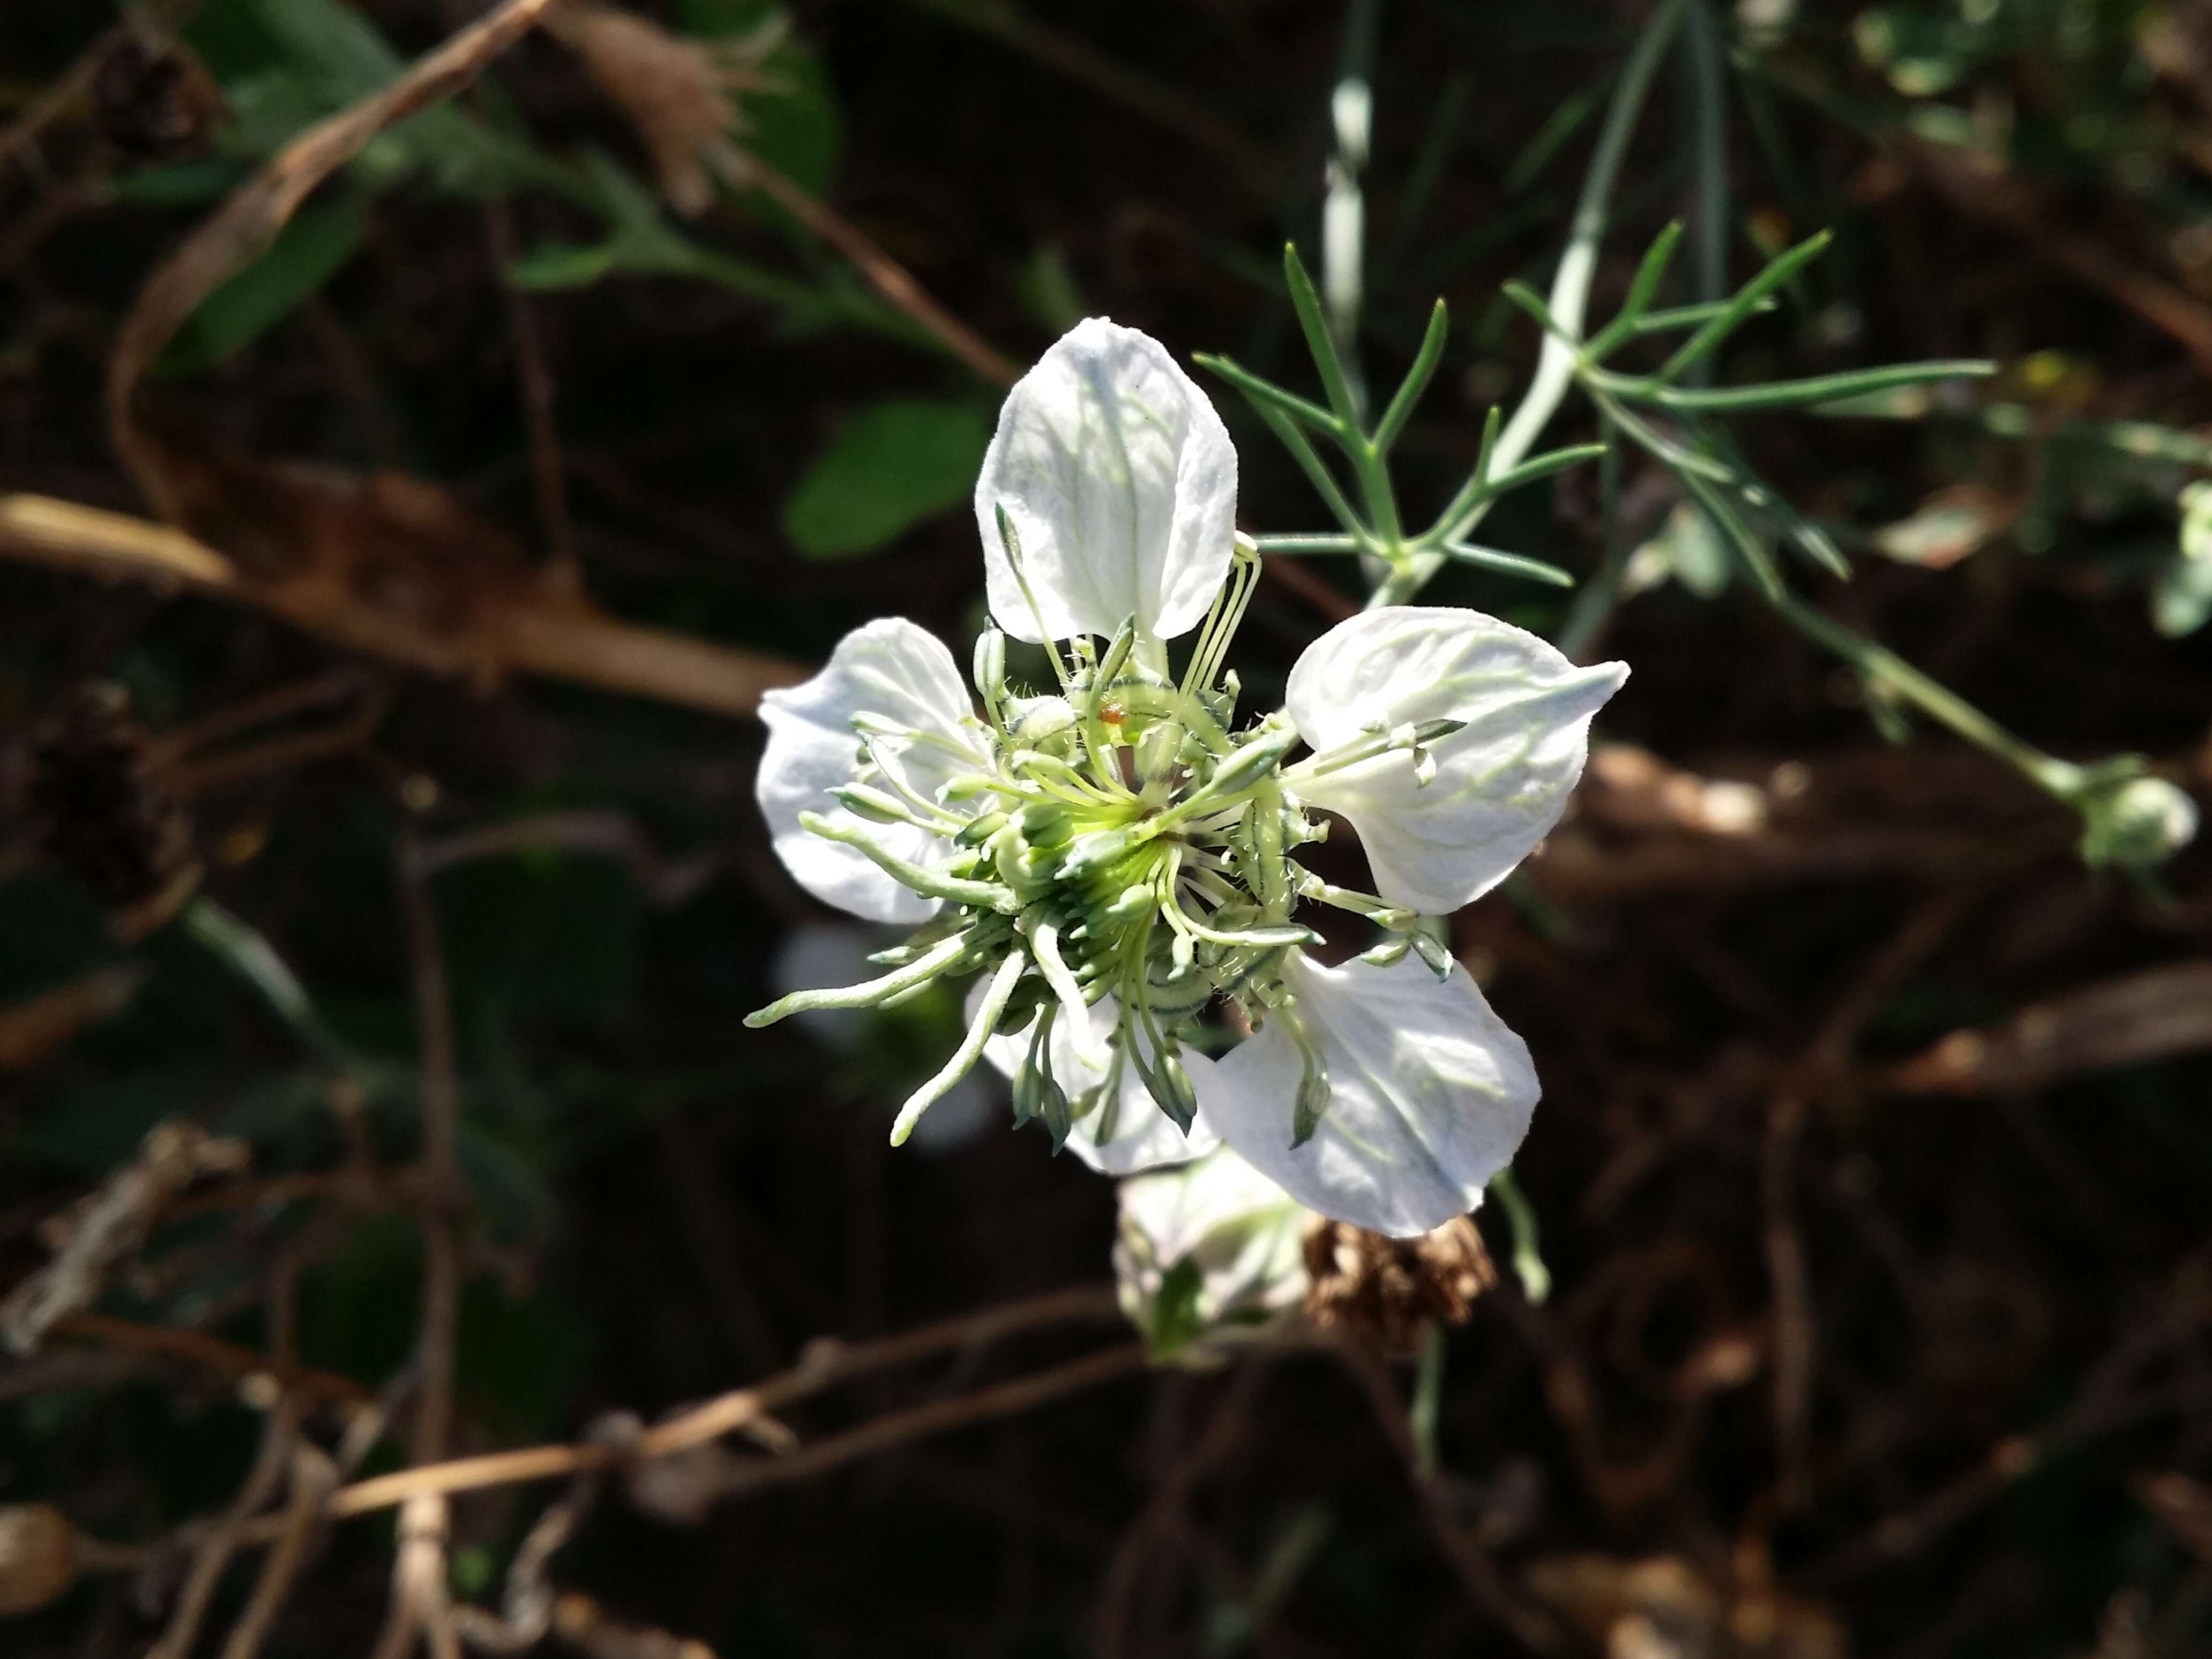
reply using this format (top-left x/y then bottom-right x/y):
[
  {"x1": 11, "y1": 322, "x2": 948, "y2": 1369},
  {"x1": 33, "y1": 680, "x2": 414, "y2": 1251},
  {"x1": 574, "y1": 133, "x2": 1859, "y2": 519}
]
[
  {"x1": 1375, "y1": 0, "x2": 1689, "y2": 607},
  {"x1": 1767, "y1": 593, "x2": 2083, "y2": 800}
]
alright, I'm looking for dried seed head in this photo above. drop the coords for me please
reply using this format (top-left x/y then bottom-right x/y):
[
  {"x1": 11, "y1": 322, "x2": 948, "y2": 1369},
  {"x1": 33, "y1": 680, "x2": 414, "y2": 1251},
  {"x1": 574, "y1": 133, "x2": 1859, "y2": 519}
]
[
  {"x1": 21, "y1": 683, "x2": 196, "y2": 918},
  {"x1": 547, "y1": 5, "x2": 785, "y2": 214},
  {"x1": 1301, "y1": 1213, "x2": 1496, "y2": 1354},
  {"x1": 93, "y1": 30, "x2": 226, "y2": 161},
  {"x1": 0, "y1": 1504, "x2": 80, "y2": 1617}
]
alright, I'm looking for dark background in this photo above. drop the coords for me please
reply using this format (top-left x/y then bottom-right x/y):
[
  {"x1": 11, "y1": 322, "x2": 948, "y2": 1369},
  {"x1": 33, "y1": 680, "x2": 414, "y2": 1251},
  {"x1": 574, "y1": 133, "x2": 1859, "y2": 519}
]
[{"x1": 4, "y1": 1, "x2": 2212, "y2": 1654}]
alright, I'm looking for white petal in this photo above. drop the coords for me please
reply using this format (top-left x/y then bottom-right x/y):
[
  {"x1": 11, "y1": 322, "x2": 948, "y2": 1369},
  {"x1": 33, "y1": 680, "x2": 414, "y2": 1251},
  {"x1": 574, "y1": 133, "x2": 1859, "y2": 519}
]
[
  {"x1": 1286, "y1": 606, "x2": 1627, "y2": 914},
  {"x1": 755, "y1": 618, "x2": 988, "y2": 924},
  {"x1": 1198, "y1": 952, "x2": 1538, "y2": 1237},
  {"x1": 1116, "y1": 1145, "x2": 1310, "y2": 1279},
  {"x1": 975, "y1": 989, "x2": 1223, "y2": 1175},
  {"x1": 975, "y1": 318, "x2": 1237, "y2": 644}
]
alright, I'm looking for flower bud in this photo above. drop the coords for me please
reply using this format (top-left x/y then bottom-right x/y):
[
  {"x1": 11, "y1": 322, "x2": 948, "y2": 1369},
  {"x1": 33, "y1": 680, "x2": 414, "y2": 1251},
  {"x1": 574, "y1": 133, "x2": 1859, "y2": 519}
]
[
  {"x1": 828, "y1": 784, "x2": 916, "y2": 826},
  {"x1": 973, "y1": 626, "x2": 1007, "y2": 709},
  {"x1": 1115, "y1": 1150, "x2": 1311, "y2": 1362},
  {"x1": 1190, "y1": 720, "x2": 1300, "y2": 806},
  {"x1": 1144, "y1": 1042, "x2": 1200, "y2": 1133},
  {"x1": 1057, "y1": 829, "x2": 1137, "y2": 879},
  {"x1": 2079, "y1": 775, "x2": 2199, "y2": 870},
  {"x1": 0, "y1": 1504, "x2": 80, "y2": 1616}
]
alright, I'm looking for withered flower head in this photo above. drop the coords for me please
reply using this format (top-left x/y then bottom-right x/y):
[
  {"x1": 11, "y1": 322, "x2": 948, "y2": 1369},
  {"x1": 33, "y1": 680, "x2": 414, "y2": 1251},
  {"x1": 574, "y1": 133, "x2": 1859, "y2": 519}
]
[
  {"x1": 1301, "y1": 1213, "x2": 1497, "y2": 1354},
  {"x1": 21, "y1": 683, "x2": 195, "y2": 921},
  {"x1": 547, "y1": 4, "x2": 787, "y2": 215}
]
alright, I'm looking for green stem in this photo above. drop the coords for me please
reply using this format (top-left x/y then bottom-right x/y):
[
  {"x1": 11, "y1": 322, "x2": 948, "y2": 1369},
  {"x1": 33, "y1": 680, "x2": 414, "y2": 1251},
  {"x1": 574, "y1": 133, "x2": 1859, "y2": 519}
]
[
  {"x1": 1556, "y1": 412, "x2": 1624, "y2": 660},
  {"x1": 1487, "y1": 1167, "x2": 1552, "y2": 1305},
  {"x1": 1769, "y1": 593, "x2": 2083, "y2": 799},
  {"x1": 1378, "y1": 0, "x2": 1689, "y2": 607},
  {"x1": 1410, "y1": 1326, "x2": 1447, "y2": 1479}
]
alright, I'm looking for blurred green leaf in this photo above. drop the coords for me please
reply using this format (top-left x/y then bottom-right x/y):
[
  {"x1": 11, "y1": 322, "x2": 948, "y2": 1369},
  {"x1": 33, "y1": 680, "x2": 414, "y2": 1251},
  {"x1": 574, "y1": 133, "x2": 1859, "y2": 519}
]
[
  {"x1": 435, "y1": 854, "x2": 641, "y2": 1022},
  {"x1": 457, "y1": 1276, "x2": 589, "y2": 1437},
  {"x1": 255, "y1": 0, "x2": 404, "y2": 100},
  {"x1": 297, "y1": 1214, "x2": 421, "y2": 1384},
  {"x1": 108, "y1": 159, "x2": 248, "y2": 205},
  {"x1": 782, "y1": 399, "x2": 991, "y2": 558},
  {"x1": 162, "y1": 199, "x2": 365, "y2": 372},
  {"x1": 2154, "y1": 552, "x2": 2212, "y2": 638},
  {"x1": 506, "y1": 241, "x2": 625, "y2": 290},
  {"x1": 1019, "y1": 243, "x2": 1088, "y2": 334}
]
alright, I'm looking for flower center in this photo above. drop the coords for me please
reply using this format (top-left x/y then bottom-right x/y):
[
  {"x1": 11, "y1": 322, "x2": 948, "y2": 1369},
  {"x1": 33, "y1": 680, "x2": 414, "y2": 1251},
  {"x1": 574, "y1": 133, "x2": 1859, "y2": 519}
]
[{"x1": 747, "y1": 542, "x2": 1453, "y2": 1154}]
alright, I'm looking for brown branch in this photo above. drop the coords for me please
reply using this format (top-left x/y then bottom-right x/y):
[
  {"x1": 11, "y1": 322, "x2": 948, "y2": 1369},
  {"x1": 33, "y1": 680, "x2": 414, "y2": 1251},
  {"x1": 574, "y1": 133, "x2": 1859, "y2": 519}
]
[
  {"x1": 1808, "y1": 1254, "x2": 2212, "y2": 1585},
  {"x1": 397, "y1": 827, "x2": 463, "y2": 1467},
  {"x1": 702, "y1": 1343, "x2": 1146, "y2": 1501},
  {"x1": 0, "y1": 26, "x2": 118, "y2": 176},
  {"x1": 148, "y1": 1402, "x2": 302, "y2": 1659},
  {"x1": 1902, "y1": 137, "x2": 2212, "y2": 382},
  {"x1": 216, "y1": 1445, "x2": 338, "y2": 1659},
  {"x1": 47, "y1": 1312, "x2": 373, "y2": 1408},
  {"x1": 105, "y1": 0, "x2": 567, "y2": 514},
  {"x1": 0, "y1": 492, "x2": 804, "y2": 719},
  {"x1": 894, "y1": 0, "x2": 1281, "y2": 201},
  {"x1": 1097, "y1": 1363, "x2": 1271, "y2": 1659},
  {"x1": 711, "y1": 145, "x2": 1020, "y2": 387},
  {"x1": 1887, "y1": 959, "x2": 2212, "y2": 1096},
  {"x1": 483, "y1": 196, "x2": 582, "y2": 587},
  {"x1": 1323, "y1": 1334, "x2": 1563, "y2": 1653},
  {"x1": 315, "y1": 1283, "x2": 1120, "y2": 1519},
  {"x1": 1761, "y1": 1092, "x2": 1813, "y2": 1513}
]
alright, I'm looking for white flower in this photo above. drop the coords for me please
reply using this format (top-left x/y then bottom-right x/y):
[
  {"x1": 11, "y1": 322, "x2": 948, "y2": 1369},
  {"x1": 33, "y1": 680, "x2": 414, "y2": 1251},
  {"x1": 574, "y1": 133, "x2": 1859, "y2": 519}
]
[
  {"x1": 749, "y1": 317, "x2": 1626, "y2": 1237},
  {"x1": 1114, "y1": 1146, "x2": 1311, "y2": 1359},
  {"x1": 976, "y1": 317, "x2": 1238, "y2": 646}
]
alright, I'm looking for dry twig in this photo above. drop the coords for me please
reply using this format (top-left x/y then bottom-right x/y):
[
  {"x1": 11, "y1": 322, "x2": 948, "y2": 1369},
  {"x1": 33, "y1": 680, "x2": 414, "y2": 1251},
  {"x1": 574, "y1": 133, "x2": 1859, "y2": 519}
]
[
  {"x1": 1887, "y1": 959, "x2": 2212, "y2": 1095},
  {"x1": 0, "y1": 493, "x2": 803, "y2": 719},
  {"x1": 1, "y1": 1122, "x2": 249, "y2": 1354}
]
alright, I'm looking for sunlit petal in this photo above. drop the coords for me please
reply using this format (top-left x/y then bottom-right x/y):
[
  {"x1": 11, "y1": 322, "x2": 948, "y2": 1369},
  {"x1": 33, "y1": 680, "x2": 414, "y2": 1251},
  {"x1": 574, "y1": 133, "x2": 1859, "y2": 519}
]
[
  {"x1": 1198, "y1": 952, "x2": 1538, "y2": 1237},
  {"x1": 975, "y1": 318, "x2": 1237, "y2": 644},
  {"x1": 756, "y1": 618, "x2": 988, "y2": 923},
  {"x1": 1286, "y1": 606, "x2": 1627, "y2": 913}
]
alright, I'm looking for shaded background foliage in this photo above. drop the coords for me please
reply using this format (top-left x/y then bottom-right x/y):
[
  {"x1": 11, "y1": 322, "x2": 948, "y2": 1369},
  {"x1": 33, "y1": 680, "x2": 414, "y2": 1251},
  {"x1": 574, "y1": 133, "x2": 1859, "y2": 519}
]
[{"x1": 3, "y1": 0, "x2": 2212, "y2": 1655}]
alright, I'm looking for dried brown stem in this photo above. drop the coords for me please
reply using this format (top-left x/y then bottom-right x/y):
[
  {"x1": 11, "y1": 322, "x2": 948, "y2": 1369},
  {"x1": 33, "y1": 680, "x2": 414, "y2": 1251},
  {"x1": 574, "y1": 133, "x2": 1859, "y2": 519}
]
[
  {"x1": 709, "y1": 144, "x2": 1020, "y2": 387},
  {"x1": 148, "y1": 1401, "x2": 302, "y2": 1659},
  {"x1": 1903, "y1": 137, "x2": 2212, "y2": 381},
  {"x1": 0, "y1": 492, "x2": 804, "y2": 719},
  {"x1": 216, "y1": 1445, "x2": 338, "y2": 1659},
  {"x1": 894, "y1": 0, "x2": 1281, "y2": 200},
  {"x1": 48, "y1": 1312, "x2": 373, "y2": 1408},
  {"x1": 1761, "y1": 1092, "x2": 1813, "y2": 1513},
  {"x1": 703, "y1": 1343, "x2": 1146, "y2": 1501},
  {"x1": 397, "y1": 826, "x2": 464, "y2": 1454},
  {"x1": 0, "y1": 26, "x2": 116, "y2": 175},
  {"x1": 311, "y1": 1283, "x2": 1120, "y2": 1519},
  {"x1": 483, "y1": 196, "x2": 582, "y2": 587},
  {"x1": 1323, "y1": 1334, "x2": 1562, "y2": 1653},
  {"x1": 1096, "y1": 1363, "x2": 1271, "y2": 1659},
  {"x1": 105, "y1": 0, "x2": 567, "y2": 513},
  {"x1": 1888, "y1": 959, "x2": 2212, "y2": 1096}
]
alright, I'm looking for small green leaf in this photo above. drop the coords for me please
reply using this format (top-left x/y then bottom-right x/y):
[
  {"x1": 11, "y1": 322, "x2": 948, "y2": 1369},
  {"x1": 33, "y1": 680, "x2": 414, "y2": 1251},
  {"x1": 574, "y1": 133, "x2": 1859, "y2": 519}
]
[
  {"x1": 506, "y1": 242, "x2": 624, "y2": 290},
  {"x1": 1018, "y1": 244, "x2": 1088, "y2": 334},
  {"x1": 782, "y1": 400, "x2": 991, "y2": 558},
  {"x1": 162, "y1": 199, "x2": 367, "y2": 372}
]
